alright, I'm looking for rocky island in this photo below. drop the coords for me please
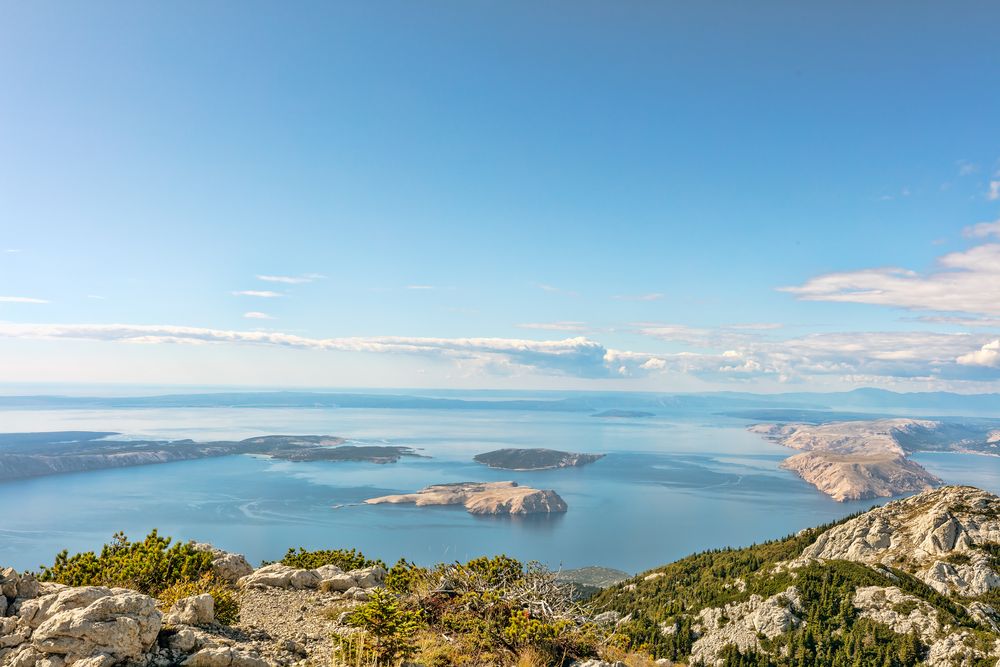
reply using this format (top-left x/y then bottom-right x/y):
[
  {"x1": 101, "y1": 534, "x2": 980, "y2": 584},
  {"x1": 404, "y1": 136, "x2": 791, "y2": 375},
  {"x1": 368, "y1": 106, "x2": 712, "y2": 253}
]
[
  {"x1": 0, "y1": 432, "x2": 422, "y2": 482},
  {"x1": 749, "y1": 418, "x2": 999, "y2": 501},
  {"x1": 473, "y1": 448, "x2": 604, "y2": 471},
  {"x1": 365, "y1": 481, "x2": 568, "y2": 515}
]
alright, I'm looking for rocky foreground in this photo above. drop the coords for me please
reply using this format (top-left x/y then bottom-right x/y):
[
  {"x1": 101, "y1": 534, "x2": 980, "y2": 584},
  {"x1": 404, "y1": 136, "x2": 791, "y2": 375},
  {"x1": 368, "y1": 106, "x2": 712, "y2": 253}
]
[{"x1": 364, "y1": 481, "x2": 568, "y2": 515}]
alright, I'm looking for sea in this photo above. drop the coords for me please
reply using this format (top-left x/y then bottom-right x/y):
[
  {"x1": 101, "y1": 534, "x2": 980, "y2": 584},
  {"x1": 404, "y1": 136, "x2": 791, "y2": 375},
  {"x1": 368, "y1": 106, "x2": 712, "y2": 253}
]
[{"x1": 1, "y1": 406, "x2": 998, "y2": 573}]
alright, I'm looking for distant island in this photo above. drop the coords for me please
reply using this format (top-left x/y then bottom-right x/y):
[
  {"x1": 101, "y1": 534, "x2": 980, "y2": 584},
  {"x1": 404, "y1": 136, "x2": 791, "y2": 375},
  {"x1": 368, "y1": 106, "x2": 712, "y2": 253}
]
[
  {"x1": 0, "y1": 432, "x2": 421, "y2": 482},
  {"x1": 749, "y1": 418, "x2": 1000, "y2": 501},
  {"x1": 365, "y1": 481, "x2": 568, "y2": 515},
  {"x1": 473, "y1": 448, "x2": 604, "y2": 471},
  {"x1": 591, "y1": 409, "x2": 655, "y2": 418}
]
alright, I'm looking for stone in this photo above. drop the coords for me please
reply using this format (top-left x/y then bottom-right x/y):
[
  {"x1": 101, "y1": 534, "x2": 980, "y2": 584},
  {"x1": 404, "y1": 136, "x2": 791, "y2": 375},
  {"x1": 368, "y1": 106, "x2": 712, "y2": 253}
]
[
  {"x1": 239, "y1": 564, "x2": 297, "y2": 589},
  {"x1": 165, "y1": 626, "x2": 199, "y2": 653},
  {"x1": 312, "y1": 565, "x2": 343, "y2": 579},
  {"x1": 31, "y1": 589, "x2": 162, "y2": 663},
  {"x1": 318, "y1": 574, "x2": 357, "y2": 593},
  {"x1": 348, "y1": 566, "x2": 386, "y2": 589},
  {"x1": 0, "y1": 568, "x2": 18, "y2": 600},
  {"x1": 287, "y1": 570, "x2": 321, "y2": 590},
  {"x1": 165, "y1": 594, "x2": 215, "y2": 626},
  {"x1": 182, "y1": 645, "x2": 272, "y2": 666}
]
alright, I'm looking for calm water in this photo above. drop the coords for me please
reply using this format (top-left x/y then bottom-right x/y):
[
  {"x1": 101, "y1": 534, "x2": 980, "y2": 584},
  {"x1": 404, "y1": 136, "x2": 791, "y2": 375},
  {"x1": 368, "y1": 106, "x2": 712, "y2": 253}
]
[{"x1": 1, "y1": 407, "x2": 997, "y2": 573}]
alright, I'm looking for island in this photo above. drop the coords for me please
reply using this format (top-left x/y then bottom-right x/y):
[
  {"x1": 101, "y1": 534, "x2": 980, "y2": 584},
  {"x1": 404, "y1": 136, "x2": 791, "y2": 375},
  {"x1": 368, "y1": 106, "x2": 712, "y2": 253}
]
[
  {"x1": 364, "y1": 481, "x2": 568, "y2": 515},
  {"x1": 749, "y1": 418, "x2": 999, "y2": 501},
  {"x1": 0, "y1": 432, "x2": 422, "y2": 482},
  {"x1": 591, "y1": 410, "x2": 655, "y2": 418},
  {"x1": 473, "y1": 448, "x2": 604, "y2": 471}
]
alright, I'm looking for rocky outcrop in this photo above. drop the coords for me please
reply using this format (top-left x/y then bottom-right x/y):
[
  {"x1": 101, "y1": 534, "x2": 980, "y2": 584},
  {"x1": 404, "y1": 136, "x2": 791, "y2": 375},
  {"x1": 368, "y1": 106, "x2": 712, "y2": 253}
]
[
  {"x1": 690, "y1": 587, "x2": 802, "y2": 667},
  {"x1": 365, "y1": 481, "x2": 568, "y2": 515},
  {"x1": 795, "y1": 486, "x2": 1000, "y2": 596},
  {"x1": 190, "y1": 544, "x2": 253, "y2": 584},
  {"x1": 237, "y1": 563, "x2": 386, "y2": 593},
  {"x1": 1, "y1": 585, "x2": 162, "y2": 667}
]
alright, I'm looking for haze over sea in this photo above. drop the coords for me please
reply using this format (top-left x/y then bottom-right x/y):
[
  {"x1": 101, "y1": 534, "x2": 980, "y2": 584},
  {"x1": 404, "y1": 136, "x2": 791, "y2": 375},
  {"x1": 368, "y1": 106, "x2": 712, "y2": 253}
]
[{"x1": 3, "y1": 401, "x2": 998, "y2": 573}]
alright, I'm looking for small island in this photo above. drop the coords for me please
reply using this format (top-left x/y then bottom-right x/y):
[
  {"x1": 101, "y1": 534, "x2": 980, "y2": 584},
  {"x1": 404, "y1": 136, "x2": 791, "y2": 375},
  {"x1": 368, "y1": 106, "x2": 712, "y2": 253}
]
[
  {"x1": 365, "y1": 481, "x2": 568, "y2": 515},
  {"x1": 473, "y1": 448, "x2": 604, "y2": 471},
  {"x1": 591, "y1": 410, "x2": 655, "y2": 419}
]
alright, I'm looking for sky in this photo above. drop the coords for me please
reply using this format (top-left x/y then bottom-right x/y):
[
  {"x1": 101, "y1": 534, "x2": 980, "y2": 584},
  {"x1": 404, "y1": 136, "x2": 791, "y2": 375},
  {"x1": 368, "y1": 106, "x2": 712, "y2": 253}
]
[{"x1": 1, "y1": 2, "x2": 1000, "y2": 393}]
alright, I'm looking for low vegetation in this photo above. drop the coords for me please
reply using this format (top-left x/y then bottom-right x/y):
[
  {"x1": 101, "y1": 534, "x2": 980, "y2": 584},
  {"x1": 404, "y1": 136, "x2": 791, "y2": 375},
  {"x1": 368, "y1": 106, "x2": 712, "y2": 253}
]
[
  {"x1": 280, "y1": 547, "x2": 386, "y2": 571},
  {"x1": 37, "y1": 530, "x2": 240, "y2": 625}
]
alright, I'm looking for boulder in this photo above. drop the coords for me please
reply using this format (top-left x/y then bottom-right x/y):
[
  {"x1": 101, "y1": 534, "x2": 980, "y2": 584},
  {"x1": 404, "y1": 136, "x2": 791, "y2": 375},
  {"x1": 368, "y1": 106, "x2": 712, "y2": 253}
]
[
  {"x1": 288, "y1": 569, "x2": 321, "y2": 590},
  {"x1": 182, "y1": 645, "x2": 272, "y2": 666},
  {"x1": 313, "y1": 564, "x2": 343, "y2": 579},
  {"x1": 348, "y1": 566, "x2": 387, "y2": 589},
  {"x1": 318, "y1": 574, "x2": 357, "y2": 593},
  {"x1": 238, "y1": 564, "x2": 297, "y2": 589},
  {"x1": 31, "y1": 589, "x2": 162, "y2": 663},
  {"x1": 165, "y1": 594, "x2": 215, "y2": 626},
  {"x1": 18, "y1": 586, "x2": 117, "y2": 629},
  {"x1": 0, "y1": 568, "x2": 18, "y2": 600}
]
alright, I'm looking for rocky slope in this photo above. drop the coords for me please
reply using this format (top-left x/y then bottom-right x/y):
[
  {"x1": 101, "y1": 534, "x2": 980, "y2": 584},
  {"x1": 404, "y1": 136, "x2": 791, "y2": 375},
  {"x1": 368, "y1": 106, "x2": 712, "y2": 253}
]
[
  {"x1": 365, "y1": 481, "x2": 568, "y2": 515},
  {"x1": 473, "y1": 448, "x2": 604, "y2": 471},
  {"x1": 593, "y1": 485, "x2": 1000, "y2": 667}
]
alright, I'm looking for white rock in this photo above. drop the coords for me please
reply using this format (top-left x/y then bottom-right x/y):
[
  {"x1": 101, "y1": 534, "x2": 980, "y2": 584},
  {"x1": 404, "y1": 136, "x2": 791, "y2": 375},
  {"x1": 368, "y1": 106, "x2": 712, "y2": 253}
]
[
  {"x1": 690, "y1": 587, "x2": 802, "y2": 666},
  {"x1": 31, "y1": 590, "x2": 162, "y2": 663},
  {"x1": 319, "y1": 574, "x2": 357, "y2": 592},
  {"x1": 238, "y1": 564, "x2": 297, "y2": 589},
  {"x1": 182, "y1": 645, "x2": 272, "y2": 666},
  {"x1": 348, "y1": 566, "x2": 386, "y2": 589},
  {"x1": 313, "y1": 564, "x2": 343, "y2": 579},
  {"x1": 165, "y1": 594, "x2": 215, "y2": 626}
]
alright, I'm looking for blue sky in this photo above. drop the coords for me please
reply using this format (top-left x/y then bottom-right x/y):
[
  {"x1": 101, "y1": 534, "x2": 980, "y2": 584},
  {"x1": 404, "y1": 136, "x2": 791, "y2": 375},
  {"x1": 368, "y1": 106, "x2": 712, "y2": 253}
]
[{"x1": 1, "y1": 2, "x2": 1000, "y2": 391}]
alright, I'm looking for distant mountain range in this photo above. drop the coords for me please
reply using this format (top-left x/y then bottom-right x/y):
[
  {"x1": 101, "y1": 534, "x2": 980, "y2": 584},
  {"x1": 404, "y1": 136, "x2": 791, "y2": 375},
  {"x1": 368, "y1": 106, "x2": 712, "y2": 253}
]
[{"x1": 1, "y1": 387, "x2": 999, "y2": 415}]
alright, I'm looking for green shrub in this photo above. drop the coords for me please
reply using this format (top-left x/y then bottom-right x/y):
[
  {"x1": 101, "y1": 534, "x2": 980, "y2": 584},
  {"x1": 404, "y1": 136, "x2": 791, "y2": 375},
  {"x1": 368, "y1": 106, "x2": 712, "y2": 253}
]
[
  {"x1": 343, "y1": 588, "x2": 423, "y2": 665},
  {"x1": 386, "y1": 558, "x2": 430, "y2": 595},
  {"x1": 158, "y1": 573, "x2": 241, "y2": 625},
  {"x1": 37, "y1": 530, "x2": 214, "y2": 597},
  {"x1": 280, "y1": 547, "x2": 385, "y2": 571}
]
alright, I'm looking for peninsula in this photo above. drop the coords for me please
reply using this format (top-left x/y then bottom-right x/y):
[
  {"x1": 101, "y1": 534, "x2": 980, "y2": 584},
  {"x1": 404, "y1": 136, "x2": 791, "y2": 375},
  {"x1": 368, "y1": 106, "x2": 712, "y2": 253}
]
[
  {"x1": 473, "y1": 448, "x2": 604, "y2": 471},
  {"x1": 364, "y1": 481, "x2": 568, "y2": 515},
  {"x1": 749, "y1": 418, "x2": 999, "y2": 501},
  {"x1": 0, "y1": 432, "x2": 421, "y2": 482}
]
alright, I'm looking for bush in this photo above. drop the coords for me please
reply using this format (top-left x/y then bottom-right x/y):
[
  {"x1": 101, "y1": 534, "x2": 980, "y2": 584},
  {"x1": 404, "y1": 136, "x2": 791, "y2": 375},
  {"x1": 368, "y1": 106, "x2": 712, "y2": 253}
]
[
  {"x1": 386, "y1": 558, "x2": 431, "y2": 595},
  {"x1": 37, "y1": 530, "x2": 214, "y2": 597},
  {"x1": 158, "y1": 573, "x2": 241, "y2": 625},
  {"x1": 280, "y1": 547, "x2": 385, "y2": 571},
  {"x1": 342, "y1": 588, "x2": 423, "y2": 665}
]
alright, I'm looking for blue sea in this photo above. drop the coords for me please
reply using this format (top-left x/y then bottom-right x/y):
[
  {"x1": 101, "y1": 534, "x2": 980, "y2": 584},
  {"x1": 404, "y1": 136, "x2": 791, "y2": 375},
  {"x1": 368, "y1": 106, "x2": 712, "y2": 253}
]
[{"x1": 1, "y1": 406, "x2": 997, "y2": 573}]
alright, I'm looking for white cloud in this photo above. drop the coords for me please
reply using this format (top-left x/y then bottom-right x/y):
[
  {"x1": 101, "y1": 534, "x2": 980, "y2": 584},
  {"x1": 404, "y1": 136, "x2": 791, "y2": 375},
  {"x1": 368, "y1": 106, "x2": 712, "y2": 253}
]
[
  {"x1": 0, "y1": 296, "x2": 48, "y2": 304},
  {"x1": 957, "y1": 340, "x2": 1000, "y2": 368},
  {"x1": 405, "y1": 285, "x2": 435, "y2": 290},
  {"x1": 962, "y1": 219, "x2": 1000, "y2": 238},
  {"x1": 244, "y1": 312, "x2": 274, "y2": 320},
  {"x1": 957, "y1": 160, "x2": 978, "y2": 176},
  {"x1": 0, "y1": 323, "x2": 615, "y2": 378},
  {"x1": 87, "y1": 295, "x2": 106, "y2": 300},
  {"x1": 257, "y1": 274, "x2": 318, "y2": 284},
  {"x1": 989, "y1": 179, "x2": 1000, "y2": 201},
  {"x1": 781, "y1": 243, "x2": 1000, "y2": 315},
  {"x1": 613, "y1": 293, "x2": 664, "y2": 302},
  {"x1": 4, "y1": 249, "x2": 22, "y2": 254},
  {"x1": 516, "y1": 321, "x2": 588, "y2": 332},
  {"x1": 232, "y1": 290, "x2": 284, "y2": 298}
]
